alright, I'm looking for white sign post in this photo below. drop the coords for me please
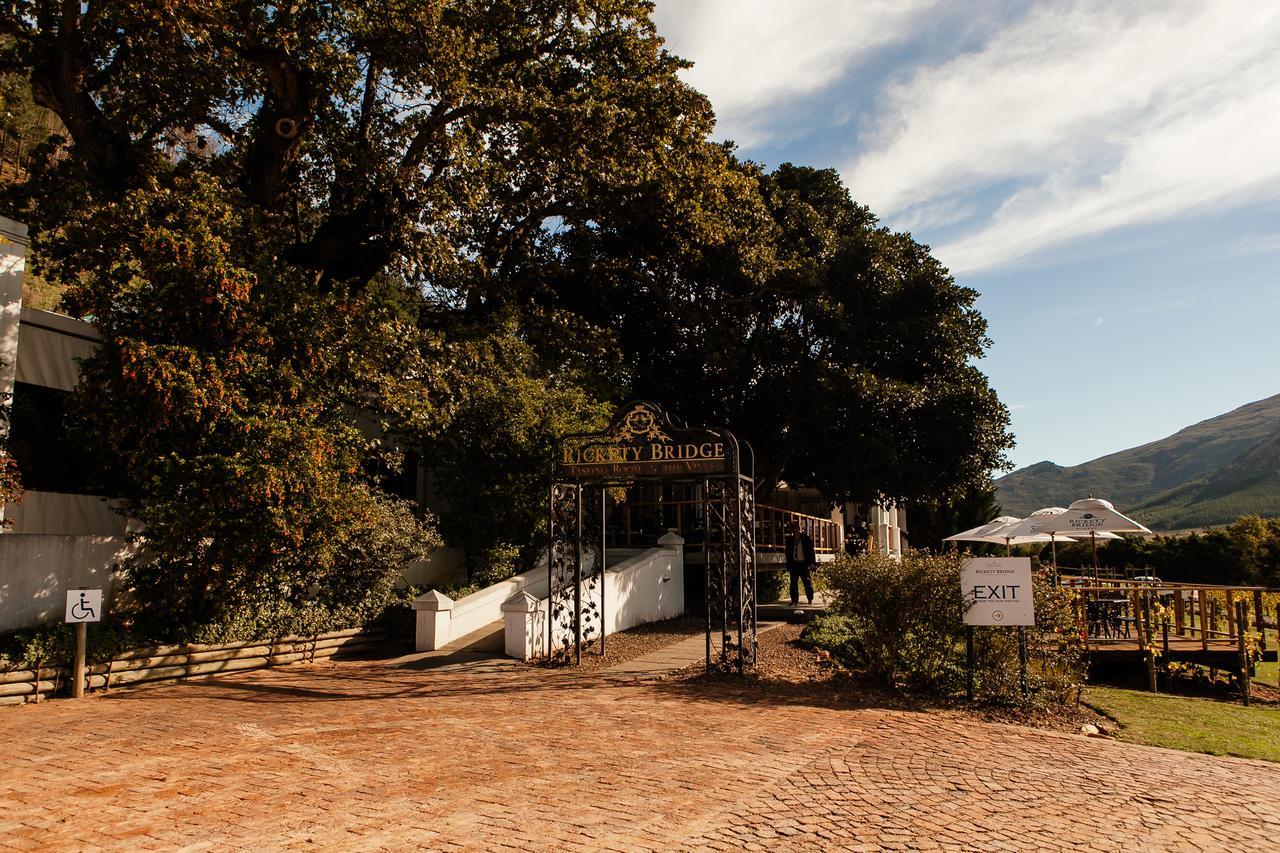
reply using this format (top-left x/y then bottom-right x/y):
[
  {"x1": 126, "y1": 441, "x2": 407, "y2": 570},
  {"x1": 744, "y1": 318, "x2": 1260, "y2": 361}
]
[
  {"x1": 65, "y1": 589, "x2": 102, "y2": 699},
  {"x1": 961, "y1": 558, "x2": 1035, "y2": 699}
]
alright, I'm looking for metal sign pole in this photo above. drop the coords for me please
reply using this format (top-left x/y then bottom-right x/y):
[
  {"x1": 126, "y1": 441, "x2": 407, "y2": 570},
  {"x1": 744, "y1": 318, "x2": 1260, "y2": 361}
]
[
  {"x1": 966, "y1": 626, "x2": 975, "y2": 702},
  {"x1": 1018, "y1": 626, "x2": 1028, "y2": 698}
]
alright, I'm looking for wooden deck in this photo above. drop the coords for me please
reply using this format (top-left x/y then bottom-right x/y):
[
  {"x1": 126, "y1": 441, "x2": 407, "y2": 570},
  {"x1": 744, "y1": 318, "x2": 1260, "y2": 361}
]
[
  {"x1": 1088, "y1": 635, "x2": 1278, "y2": 669},
  {"x1": 1064, "y1": 579, "x2": 1279, "y2": 686}
]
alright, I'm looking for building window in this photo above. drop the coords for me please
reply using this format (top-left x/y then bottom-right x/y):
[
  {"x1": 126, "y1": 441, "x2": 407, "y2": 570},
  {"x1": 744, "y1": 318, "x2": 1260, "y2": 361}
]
[{"x1": 6, "y1": 382, "x2": 99, "y2": 494}]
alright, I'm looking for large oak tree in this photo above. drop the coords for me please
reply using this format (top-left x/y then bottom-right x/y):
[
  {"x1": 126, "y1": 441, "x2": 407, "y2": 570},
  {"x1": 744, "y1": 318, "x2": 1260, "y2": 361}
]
[{"x1": 2, "y1": 1, "x2": 1011, "y2": 637}]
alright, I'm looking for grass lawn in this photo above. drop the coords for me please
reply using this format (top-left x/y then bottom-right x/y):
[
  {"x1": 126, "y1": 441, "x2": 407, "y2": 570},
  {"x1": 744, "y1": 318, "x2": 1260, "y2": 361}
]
[
  {"x1": 1256, "y1": 658, "x2": 1278, "y2": 687},
  {"x1": 1086, "y1": 686, "x2": 1280, "y2": 762}
]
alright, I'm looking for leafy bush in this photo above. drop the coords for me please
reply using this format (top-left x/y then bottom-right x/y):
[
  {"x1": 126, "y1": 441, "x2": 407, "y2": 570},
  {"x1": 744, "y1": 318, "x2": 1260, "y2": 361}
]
[
  {"x1": 822, "y1": 550, "x2": 967, "y2": 691},
  {"x1": 471, "y1": 541, "x2": 522, "y2": 589},
  {"x1": 816, "y1": 550, "x2": 1087, "y2": 706},
  {"x1": 121, "y1": 490, "x2": 440, "y2": 645},
  {"x1": 799, "y1": 614, "x2": 857, "y2": 665},
  {"x1": 757, "y1": 569, "x2": 787, "y2": 604},
  {"x1": 0, "y1": 620, "x2": 138, "y2": 669}
]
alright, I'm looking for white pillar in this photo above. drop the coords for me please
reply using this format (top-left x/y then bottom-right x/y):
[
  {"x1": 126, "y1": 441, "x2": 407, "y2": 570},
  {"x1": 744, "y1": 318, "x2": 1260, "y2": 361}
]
[
  {"x1": 501, "y1": 591, "x2": 544, "y2": 660},
  {"x1": 656, "y1": 530, "x2": 687, "y2": 622},
  {"x1": 412, "y1": 589, "x2": 453, "y2": 651},
  {"x1": 657, "y1": 529, "x2": 684, "y2": 555}
]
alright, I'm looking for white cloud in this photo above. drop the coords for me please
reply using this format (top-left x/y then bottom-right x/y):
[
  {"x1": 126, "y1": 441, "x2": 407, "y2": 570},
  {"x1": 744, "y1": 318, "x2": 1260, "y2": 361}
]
[
  {"x1": 652, "y1": 0, "x2": 937, "y2": 145},
  {"x1": 842, "y1": 0, "x2": 1280, "y2": 273}
]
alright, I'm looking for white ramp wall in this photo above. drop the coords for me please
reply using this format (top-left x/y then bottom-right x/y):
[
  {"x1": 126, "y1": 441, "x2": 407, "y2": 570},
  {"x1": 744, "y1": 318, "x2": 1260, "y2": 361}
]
[
  {"x1": 413, "y1": 564, "x2": 545, "y2": 652},
  {"x1": 504, "y1": 533, "x2": 685, "y2": 661}
]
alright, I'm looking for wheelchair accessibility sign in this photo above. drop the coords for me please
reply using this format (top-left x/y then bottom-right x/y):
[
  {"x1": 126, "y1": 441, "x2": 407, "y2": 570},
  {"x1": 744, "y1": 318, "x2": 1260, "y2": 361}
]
[{"x1": 65, "y1": 589, "x2": 103, "y2": 623}]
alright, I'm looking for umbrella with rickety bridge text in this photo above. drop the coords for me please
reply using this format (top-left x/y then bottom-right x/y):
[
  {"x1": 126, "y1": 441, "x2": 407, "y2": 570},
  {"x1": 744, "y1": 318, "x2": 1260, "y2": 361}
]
[
  {"x1": 1001, "y1": 507, "x2": 1120, "y2": 578},
  {"x1": 1033, "y1": 497, "x2": 1152, "y2": 576}
]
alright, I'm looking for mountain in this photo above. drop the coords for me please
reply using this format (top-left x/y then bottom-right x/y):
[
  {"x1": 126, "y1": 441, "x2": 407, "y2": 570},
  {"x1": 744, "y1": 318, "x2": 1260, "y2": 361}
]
[
  {"x1": 1130, "y1": 430, "x2": 1280, "y2": 530},
  {"x1": 996, "y1": 394, "x2": 1280, "y2": 529}
]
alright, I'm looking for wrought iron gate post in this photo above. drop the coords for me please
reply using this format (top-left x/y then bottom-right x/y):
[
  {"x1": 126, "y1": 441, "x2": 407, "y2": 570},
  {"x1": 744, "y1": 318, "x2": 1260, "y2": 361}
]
[{"x1": 574, "y1": 483, "x2": 583, "y2": 666}]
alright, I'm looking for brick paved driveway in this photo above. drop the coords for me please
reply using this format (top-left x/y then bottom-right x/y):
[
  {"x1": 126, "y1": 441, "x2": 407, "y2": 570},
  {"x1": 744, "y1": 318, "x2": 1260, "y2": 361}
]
[{"x1": 2, "y1": 653, "x2": 1279, "y2": 851}]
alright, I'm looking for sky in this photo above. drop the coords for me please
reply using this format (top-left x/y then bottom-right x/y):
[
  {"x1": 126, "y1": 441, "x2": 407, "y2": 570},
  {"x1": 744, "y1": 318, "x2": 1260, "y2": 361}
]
[{"x1": 651, "y1": 0, "x2": 1280, "y2": 473}]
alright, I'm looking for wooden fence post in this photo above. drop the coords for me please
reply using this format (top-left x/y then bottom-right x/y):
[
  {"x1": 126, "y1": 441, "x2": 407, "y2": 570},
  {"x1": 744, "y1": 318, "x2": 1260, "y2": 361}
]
[
  {"x1": 1236, "y1": 601, "x2": 1251, "y2": 707},
  {"x1": 1199, "y1": 591, "x2": 1209, "y2": 650},
  {"x1": 1152, "y1": 591, "x2": 1162, "y2": 691},
  {"x1": 1253, "y1": 590, "x2": 1266, "y2": 654}
]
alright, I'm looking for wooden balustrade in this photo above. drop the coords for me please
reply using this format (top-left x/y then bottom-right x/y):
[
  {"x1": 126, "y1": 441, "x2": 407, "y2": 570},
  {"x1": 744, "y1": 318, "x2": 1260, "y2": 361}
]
[{"x1": 609, "y1": 499, "x2": 841, "y2": 554}]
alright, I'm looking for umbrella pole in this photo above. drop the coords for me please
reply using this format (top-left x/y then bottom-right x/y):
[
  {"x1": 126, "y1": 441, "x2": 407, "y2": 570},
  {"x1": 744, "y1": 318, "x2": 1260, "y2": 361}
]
[
  {"x1": 1006, "y1": 539, "x2": 1012, "y2": 558},
  {"x1": 1091, "y1": 532, "x2": 1098, "y2": 578},
  {"x1": 1051, "y1": 535, "x2": 1058, "y2": 586}
]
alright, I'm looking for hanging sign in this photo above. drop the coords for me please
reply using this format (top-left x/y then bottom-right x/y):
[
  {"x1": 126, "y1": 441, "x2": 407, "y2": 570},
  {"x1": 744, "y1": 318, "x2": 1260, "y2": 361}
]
[
  {"x1": 962, "y1": 557, "x2": 1034, "y2": 626},
  {"x1": 555, "y1": 401, "x2": 737, "y2": 480}
]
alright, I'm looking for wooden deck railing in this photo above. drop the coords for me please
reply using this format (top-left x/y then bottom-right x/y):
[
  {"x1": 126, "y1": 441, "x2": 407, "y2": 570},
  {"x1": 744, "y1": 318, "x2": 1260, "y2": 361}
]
[
  {"x1": 1061, "y1": 579, "x2": 1277, "y2": 654},
  {"x1": 755, "y1": 504, "x2": 840, "y2": 554},
  {"x1": 608, "y1": 499, "x2": 841, "y2": 554}
]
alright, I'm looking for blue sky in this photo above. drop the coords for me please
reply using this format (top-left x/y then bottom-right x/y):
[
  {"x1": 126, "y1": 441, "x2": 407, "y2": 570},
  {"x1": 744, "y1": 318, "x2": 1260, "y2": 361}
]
[{"x1": 652, "y1": 0, "x2": 1280, "y2": 472}]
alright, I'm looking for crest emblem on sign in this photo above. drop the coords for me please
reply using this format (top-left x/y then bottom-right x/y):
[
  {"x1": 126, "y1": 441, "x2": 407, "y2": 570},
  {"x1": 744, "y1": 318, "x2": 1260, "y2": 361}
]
[{"x1": 613, "y1": 403, "x2": 670, "y2": 444}]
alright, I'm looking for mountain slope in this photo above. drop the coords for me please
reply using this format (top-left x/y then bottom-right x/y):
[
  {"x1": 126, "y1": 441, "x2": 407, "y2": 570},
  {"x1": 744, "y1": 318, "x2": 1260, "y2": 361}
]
[
  {"x1": 996, "y1": 394, "x2": 1280, "y2": 525},
  {"x1": 1130, "y1": 430, "x2": 1280, "y2": 530}
]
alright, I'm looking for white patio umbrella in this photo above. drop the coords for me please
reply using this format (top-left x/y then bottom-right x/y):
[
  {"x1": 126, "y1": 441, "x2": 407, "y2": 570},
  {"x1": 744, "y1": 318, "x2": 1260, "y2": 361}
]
[
  {"x1": 1001, "y1": 507, "x2": 1116, "y2": 571},
  {"x1": 945, "y1": 516, "x2": 1070, "y2": 556},
  {"x1": 944, "y1": 516, "x2": 1023, "y2": 544},
  {"x1": 1033, "y1": 497, "x2": 1152, "y2": 574}
]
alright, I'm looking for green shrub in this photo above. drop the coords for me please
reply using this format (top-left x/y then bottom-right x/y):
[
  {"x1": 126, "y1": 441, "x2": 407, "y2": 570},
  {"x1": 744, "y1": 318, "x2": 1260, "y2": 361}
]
[
  {"x1": 817, "y1": 550, "x2": 1087, "y2": 706},
  {"x1": 799, "y1": 614, "x2": 857, "y2": 666},
  {"x1": 471, "y1": 541, "x2": 522, "y2": 588},
  {"x1": 121, "y1": 491, "x2": 439, "y2": 645},
  {"x1": 756, "y1": 570, "x2": 787, "y2": 603},
  {"x1": 0, "y1": 620, "x2": 138, "y2": 669},
  {"x1": 823, "y1": 550, "x2": 967, "y2": 691}
]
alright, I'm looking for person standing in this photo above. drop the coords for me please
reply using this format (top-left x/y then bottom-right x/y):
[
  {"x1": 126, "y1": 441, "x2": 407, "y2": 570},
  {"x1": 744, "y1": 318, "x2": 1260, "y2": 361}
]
[{"x1": 785, "y1": 518, "x2": 816, "y2": 606}]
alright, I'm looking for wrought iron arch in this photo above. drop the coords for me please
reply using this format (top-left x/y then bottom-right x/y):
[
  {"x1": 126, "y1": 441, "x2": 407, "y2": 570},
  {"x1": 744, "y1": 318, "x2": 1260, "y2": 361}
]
[{"x1": 549, "y1": 401, "x2": 756, "y2": 673}]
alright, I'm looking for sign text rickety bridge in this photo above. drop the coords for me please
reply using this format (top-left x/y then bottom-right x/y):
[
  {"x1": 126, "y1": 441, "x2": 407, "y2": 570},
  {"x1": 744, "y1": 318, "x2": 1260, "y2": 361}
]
[{"x1": 555, "y1": 401, "x2": 737, "y2": 481}]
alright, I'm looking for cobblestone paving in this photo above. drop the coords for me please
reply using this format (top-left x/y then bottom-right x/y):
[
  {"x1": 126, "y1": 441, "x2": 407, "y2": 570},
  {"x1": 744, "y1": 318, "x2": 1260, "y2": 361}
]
[{"x1": 2, "y1": 654, "x2": 1278, "y2": 851}]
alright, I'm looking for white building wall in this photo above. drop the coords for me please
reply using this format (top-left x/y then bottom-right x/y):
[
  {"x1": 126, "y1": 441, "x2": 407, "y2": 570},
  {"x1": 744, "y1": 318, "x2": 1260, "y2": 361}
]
[{"x1": 0, "y1": 217, "x2": 133, "y2": 630}]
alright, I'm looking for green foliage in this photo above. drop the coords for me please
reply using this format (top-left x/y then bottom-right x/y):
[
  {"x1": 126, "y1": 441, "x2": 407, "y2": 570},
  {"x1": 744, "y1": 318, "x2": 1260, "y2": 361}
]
[
  {"x1": 821, "y1": 550, "x2": 968, "y2": 691},
  {"x1": 1, "y1": 0, "x2": 697, "y2": 639},
  {"x1": 815, "y1": 550, "x2": 1085, "y2": 706},
  {"x1": 756, "y1": 569, "x2": 787, "y2": 604},
  {"x1": 1053, "y1": 515, "x2": 1280, "y2": 587},
  {"x1": 909, "y1": 481, "x2": 1003, "y2": 551},
  {"x1": 553, "y1": 160, "x2": 1014, "y2": 504},
  {"x1": 0, "y1": 70, "x2": 51, "y2": 145},
  {"x1": 407, "y1": 320, "x2": 610, "y2": 574},
  {"x1": 0, "y1": 620, "x2": 136, "y2": 669},
  {"x1": 971, "y1": 581, "x2": 1086, "y2": 707},
  {"x1": 469, "y1": 541, "x2": 523, "y2": 588},
  {"x1": 1, "y1": 2, "x2": 1013, "y2": 635},
  {"x1": 798, "y1": 613, "x2": 857, "y2": 663}
]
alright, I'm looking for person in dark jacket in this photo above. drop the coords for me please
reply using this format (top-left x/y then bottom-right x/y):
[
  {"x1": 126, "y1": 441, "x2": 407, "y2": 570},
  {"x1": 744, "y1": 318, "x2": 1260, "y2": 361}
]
[{"x1": 784, "y1": 518, "x2": 816, "y2": 606}]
